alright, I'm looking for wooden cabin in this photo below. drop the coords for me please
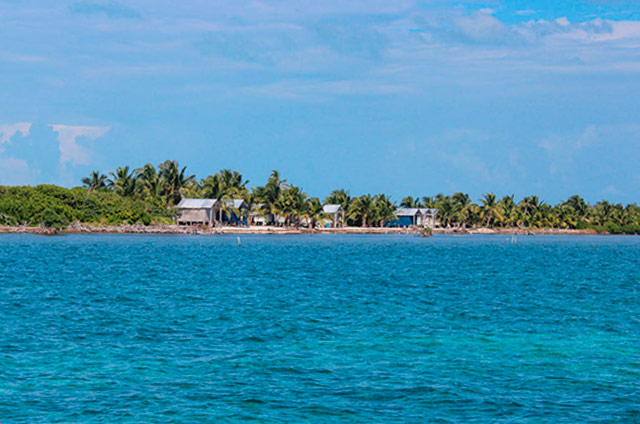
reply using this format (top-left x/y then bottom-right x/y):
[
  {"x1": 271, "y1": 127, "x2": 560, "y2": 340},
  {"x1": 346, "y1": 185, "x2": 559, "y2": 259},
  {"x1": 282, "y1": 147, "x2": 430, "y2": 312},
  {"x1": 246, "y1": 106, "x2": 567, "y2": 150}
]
[
  {"x1": 176, "y1": 198, "x2": 219, "y2": 226},
  {"x1": 419, "y1": 208, "x2": 438, "y2": 228}
]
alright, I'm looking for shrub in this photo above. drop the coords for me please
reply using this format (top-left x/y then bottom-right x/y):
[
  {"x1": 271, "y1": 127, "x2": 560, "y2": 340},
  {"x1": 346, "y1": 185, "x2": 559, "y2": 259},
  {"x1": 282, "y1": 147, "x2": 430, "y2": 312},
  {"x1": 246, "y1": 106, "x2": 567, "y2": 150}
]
[
  {"x1": 0, "y1": 185, "x2": 170, "y2": 229},
  {"x1": 604, "y1": 222, "x2": 623, "y2": 234}
]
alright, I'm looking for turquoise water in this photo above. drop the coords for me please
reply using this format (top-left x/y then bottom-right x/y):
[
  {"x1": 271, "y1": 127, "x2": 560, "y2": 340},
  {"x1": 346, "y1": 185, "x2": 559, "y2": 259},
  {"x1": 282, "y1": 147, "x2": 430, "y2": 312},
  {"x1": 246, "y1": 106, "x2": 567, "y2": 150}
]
[{"x1": 1, "y1": 234, "x2": 639, "y2": 423}]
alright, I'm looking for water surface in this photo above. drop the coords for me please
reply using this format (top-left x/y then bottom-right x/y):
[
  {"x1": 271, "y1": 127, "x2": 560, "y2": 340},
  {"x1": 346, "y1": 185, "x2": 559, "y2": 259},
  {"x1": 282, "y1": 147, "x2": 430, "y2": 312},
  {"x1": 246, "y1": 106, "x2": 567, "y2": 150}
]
[{"x1": 1, "y1": 234, "x2": 639, "y2": 422}]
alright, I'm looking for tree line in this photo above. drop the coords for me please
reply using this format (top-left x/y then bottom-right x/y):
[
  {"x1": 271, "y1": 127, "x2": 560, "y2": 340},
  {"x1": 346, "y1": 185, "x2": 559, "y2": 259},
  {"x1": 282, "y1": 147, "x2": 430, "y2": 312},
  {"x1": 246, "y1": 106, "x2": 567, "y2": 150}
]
[
  {"x1": 1, "y1": 159, "x2": 639, "y2": 233},
  {"x1": 396, "y1": 193, "x2": 640, "y2": 234}
]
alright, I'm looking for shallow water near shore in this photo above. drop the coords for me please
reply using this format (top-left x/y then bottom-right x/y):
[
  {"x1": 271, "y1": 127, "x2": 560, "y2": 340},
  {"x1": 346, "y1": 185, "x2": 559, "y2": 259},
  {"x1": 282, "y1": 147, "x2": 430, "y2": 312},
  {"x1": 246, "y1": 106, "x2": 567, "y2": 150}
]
[{"x1": 1, "y1": 234, "x2": 639, "y2": 423}]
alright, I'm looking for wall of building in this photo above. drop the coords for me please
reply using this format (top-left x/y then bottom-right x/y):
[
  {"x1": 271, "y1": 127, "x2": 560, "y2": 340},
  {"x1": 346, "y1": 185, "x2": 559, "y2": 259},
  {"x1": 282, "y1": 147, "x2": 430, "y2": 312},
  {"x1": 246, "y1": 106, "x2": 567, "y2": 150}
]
[
  {"x1": 178, "y1": 209, "x2": 211, "y2": 224},
  {"x1": 390, "y1": 216, "x2": 416, "y2": 227}
]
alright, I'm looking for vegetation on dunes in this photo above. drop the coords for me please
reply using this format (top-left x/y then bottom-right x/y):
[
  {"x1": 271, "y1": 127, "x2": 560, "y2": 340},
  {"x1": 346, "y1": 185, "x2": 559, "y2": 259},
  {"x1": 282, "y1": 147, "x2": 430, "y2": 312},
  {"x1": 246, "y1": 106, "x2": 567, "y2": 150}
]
[{"x1": 1, "y1": 160, "x2": 640, "y2": 234}]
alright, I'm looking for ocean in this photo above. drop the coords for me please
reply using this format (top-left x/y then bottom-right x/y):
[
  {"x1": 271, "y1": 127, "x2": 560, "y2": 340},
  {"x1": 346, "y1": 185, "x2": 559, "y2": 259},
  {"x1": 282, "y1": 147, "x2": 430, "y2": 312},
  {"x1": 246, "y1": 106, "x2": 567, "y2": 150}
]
[{"x1": 1, "y1": 234, "x2": 639, "y2": 423}]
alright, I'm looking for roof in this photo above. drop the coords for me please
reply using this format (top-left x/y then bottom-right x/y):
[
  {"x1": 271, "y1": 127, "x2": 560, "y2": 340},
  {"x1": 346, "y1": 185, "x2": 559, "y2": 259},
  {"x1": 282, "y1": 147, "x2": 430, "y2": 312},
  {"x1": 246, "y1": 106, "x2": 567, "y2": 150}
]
[
  {"x1": 395, "y1": 208, "x2": 422, "y2": 217},
  {"x1": 323, "y1": 204, "x2": 343, "y2": 214},
  {"x1": 223, "y1": 199, "x2": 248, "y2": 209},
  {"x1": 419, "y1": 208, "x2": 438, "y2": 215},
  {"x1": 176, "y1": 198, "x2": 217, "y2": 209}
]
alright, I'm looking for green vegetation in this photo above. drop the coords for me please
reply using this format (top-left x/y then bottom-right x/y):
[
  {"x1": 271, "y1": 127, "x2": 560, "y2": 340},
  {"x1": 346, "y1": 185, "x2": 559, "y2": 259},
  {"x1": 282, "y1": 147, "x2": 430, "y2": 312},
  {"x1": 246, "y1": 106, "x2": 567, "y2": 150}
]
[
  {"x1": 1, "y1": 160, "x2": 639, "y2": 234},
  {"x1": 0, "y1": 185, "x2": 174, "y2": 229},
  {"x1": 398, "y1": 193, "x2": 640, "y2": 234}
]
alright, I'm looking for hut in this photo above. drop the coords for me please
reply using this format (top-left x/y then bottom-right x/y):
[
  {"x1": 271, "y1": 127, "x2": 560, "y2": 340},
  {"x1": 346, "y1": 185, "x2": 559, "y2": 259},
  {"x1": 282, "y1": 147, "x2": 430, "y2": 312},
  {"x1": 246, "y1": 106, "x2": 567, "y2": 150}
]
[
  {"x1": 322, "y1": 204, "x2": 345, "y2": 228},
  {"x1": 249, "y1": 203, "x2": 268, "y2": 226},
  {"x1": 221, "y1": 199, "x2": 249, "y2": 226},
  {"x1": 176, "y1": 198, "x2": 219, "y2": 226},
  {"x1": 419, "y1": 208, "x2": 438, "y2": 228},
  {"x1": 391, "y1": 208, "x2": 423, "y2": 227}
]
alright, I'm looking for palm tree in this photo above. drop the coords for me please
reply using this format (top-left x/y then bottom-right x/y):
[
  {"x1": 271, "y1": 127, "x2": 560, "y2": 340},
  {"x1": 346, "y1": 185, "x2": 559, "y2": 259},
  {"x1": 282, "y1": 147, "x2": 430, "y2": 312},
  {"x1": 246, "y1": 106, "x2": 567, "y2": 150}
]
[
  {"x1": 274, "y1": 185, "x2": 307, "y2": 227},
  {"x1": 158, "y1": 160, "x2": 195, "y2": 206},
  {"x1": 479, "y1": 193, "x2": 502, "y2": 228},
  {"x1": 108, "y1": 166, "x2": 137, "y2": 197},
  {"x1": 220, "y1": 169, "x2": 248, "y2": 193},
  {"x1": 303, "y1": 197, "x2": 327, "y2": 229},
  {"x1": 421, "y1": 196, "x2": 436, "y2": 208},
  {"x1": 400, "y1": 196, "x2": 421, "y2": 208},
  {"x1": 373, "y1": 194, "x2": 396, "y2": 227},
  {"x1": 201, "y1": 169, "x2": 249, "y2": 201},
  {"x1": 519, "y1": 195, "x2": 543, "y2": 227},
  {"x1": 623, "y1": 204, "x2": 640, "y2": 226},
  {"x1": 435, "y1": 194, "x2": 453, "y2": 228},
  {"x1": 497, "y1": 195, "x2": 516, "y2": 227},
  {"x1": 348, "y1": 194, "x2": 375, "y2": 227},
  {"x1": 254, "y1": 170, "x2": 288, "y2": 224},
  {"x1": 82, "y1": 171, "x2": 108, "y2": 192},
  {"x1": 200, "y1": 173, "x2": 223, "y2": 199},
  {"x1": 556, "y1": 204, "x2": 578, "y2": 229},
  {"x1": 324, "y1": 189, "x2": 351, "y2": 211},
  {"x1": 451, "y1": 192, "x2": 472, "y2": 229},
  {"x1": 135, "y1": 164, "x2": 165, "y2": 200},
  {"x1": 564, "y1": 195, "x2": 588, "y2": 218}
]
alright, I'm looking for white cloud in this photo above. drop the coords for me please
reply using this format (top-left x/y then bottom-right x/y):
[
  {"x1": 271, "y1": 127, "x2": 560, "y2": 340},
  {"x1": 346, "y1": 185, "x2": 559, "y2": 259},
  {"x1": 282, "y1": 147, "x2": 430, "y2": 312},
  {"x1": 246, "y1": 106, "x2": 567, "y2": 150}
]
[
  {"x1": 0, "y1": 122, "x2": 31, "y2": 152},
  {"x1": 50, "y1": 124, "x2": 110, "y2": 166},
  {"x1": 515, "y1": 10, "x2": 537, "y2": 16}
]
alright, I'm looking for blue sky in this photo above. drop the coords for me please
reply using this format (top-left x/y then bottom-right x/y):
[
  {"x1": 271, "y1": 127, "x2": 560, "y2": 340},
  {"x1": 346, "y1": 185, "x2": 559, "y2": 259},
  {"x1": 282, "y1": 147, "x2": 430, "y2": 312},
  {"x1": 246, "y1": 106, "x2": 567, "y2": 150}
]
[{"x1": 1, "y1": 0, "x2": 639, "y2": 204}]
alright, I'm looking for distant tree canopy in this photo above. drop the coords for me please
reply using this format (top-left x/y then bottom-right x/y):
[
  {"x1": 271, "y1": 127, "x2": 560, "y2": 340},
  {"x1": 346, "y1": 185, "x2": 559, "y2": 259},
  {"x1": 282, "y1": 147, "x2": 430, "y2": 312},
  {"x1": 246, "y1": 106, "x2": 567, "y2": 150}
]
[{"x1": 1, "y1": 160, "x2": 640, "y2": 233}]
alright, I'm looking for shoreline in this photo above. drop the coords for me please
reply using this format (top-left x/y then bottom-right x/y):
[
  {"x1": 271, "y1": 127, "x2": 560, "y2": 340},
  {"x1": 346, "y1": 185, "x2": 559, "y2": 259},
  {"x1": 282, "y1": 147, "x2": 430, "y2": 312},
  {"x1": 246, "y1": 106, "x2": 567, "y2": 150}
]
[{"x1": 0, "y1": 224, "x2": 606, "y2": 236}]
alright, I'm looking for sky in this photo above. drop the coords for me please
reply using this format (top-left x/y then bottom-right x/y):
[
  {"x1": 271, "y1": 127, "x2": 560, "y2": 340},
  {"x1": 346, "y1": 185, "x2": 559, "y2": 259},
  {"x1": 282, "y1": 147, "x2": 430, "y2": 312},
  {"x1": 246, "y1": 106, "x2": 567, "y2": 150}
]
[{"x1": 1, "y1": 0, "x2": 639, "y2": 204}]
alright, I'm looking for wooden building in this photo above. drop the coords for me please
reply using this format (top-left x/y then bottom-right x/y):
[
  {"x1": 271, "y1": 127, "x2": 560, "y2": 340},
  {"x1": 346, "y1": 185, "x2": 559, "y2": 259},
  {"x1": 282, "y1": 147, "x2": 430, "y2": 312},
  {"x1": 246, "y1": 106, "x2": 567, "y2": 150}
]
[
  {"x1": 419, "y1": 208, "x2": 438, "y2": 228},
  {"x1": 176, "y1": 198, "x2": 219, "y2": 226}
]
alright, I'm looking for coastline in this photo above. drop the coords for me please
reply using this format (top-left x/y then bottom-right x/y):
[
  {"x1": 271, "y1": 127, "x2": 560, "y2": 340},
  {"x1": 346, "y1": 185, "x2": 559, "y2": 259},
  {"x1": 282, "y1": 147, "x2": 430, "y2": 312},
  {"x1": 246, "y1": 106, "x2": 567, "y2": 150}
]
[{"x1": 0, "y1": 224, "x2": 602, "y2": 236}]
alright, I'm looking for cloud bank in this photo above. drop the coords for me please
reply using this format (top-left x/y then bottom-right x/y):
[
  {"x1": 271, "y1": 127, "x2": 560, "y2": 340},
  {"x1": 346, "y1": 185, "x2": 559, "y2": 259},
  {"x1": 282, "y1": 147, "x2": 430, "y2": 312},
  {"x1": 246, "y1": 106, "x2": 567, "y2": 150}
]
[
  {"x1": 51, "y1": 125, "x2": 111, "y2": 166},
  {"x1": 0, "y1": 122, "x2": 31, "y2": 151}
]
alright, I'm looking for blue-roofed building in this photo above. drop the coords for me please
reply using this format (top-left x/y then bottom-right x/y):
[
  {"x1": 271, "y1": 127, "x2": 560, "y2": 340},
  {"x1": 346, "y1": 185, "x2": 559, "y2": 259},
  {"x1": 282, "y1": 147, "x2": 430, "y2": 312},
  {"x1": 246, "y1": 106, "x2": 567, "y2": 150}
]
[
  {"x1": 390, "y1": 208, "x2": 422, "y2": 227},
  {"x1": 221, "y1": 199, "x2": 249, "y2": 226}
]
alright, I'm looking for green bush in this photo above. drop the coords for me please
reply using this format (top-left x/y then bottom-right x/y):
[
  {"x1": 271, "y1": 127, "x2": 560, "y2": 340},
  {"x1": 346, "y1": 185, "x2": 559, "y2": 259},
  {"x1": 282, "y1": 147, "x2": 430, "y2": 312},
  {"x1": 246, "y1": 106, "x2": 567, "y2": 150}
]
[
  {"x1": 621, "y1": 224, "x2": 640, "y2": 235},
  {"x1": 604, "y1": 222, "x2": 624, "y2": 234},
  {"x1": 576, "y1": 220, "x2": 591, "y2": 230},
  {"x1": 0, "y1": 185, "x2": 172, "y2": 229}
]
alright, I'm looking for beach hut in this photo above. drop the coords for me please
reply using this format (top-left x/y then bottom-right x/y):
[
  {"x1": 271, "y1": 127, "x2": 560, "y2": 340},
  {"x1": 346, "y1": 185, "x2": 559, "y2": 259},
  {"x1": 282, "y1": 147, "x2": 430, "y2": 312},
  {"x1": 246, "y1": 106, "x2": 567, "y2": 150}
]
[
  {"x1": 391, "y1": 208, "x2": 423, "y2": 227},
  {"x1": 221, "y1": 199, "x2": 249, "y2": 226},
  {"x1": 249, "y1": 203, "x2": 268, "y2": 226},
  {"x1": 419, "y1": 208, "x2": 438, "y2": 228},
  {"x1": 176, "y1": 198, "x2": 219, "y2": 226},
  {"x1": 322, "y1": 204, "x2": 345, "y2": 228}
]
